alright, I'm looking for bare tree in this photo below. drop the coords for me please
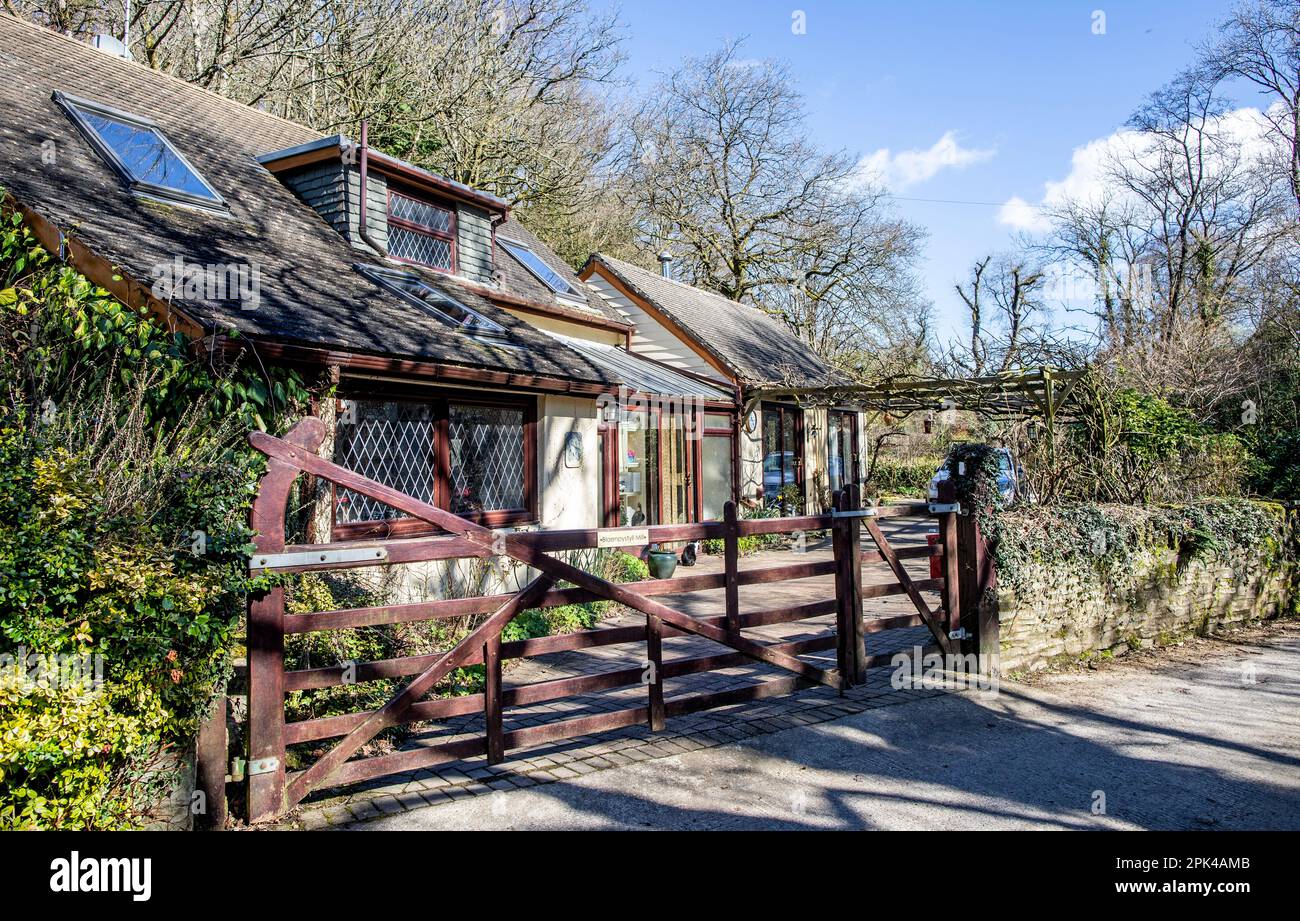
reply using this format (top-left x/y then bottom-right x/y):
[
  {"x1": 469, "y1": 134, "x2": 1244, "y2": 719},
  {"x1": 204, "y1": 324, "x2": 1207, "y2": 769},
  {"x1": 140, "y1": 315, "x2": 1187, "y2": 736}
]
[
  {"x1": 1200, "y1": 0, "x2": 1300, "y2": 215},
  {"x1": 948, "y1": 255, "x2": 1046, "y2": 375},
  {"x1": 628, "y1": 39, "x2": 926, "y2": 372}
]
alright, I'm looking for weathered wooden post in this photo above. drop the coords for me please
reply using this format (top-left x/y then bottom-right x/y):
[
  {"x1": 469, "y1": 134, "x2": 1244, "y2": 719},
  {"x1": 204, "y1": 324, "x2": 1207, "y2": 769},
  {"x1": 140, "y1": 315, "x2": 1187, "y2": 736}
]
[
  {"x1": 484, "y1": 633, "x2": 504, "y2": 763},
  {"x1": 194, "y1": 691, "x2": 228, "y2": 830},
  {"x1": 939, "y1": 477, "x2": 999, "y2": 677},
  {"x1": 646, "y1": 613, "x2": 666, "y2": 732},
  {"x1": 833, "y1": 485, "x2": 866, "y2": 686},
  {"x1": 723, "y1": 500, "x2": 740, "y2": 634}
]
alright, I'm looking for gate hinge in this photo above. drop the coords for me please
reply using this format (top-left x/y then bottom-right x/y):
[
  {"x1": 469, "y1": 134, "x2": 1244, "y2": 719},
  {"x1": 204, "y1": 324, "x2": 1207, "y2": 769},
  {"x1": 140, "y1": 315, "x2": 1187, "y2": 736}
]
[
  {"x1": 248, "y1": 757, "x2": 281, "y2": 776},
  {"x1": 948, "y1": 628, "x2": 971, "y2": 641},
  {"x1": 928, "y1": 501, "x2": 962, "y2": 515}
]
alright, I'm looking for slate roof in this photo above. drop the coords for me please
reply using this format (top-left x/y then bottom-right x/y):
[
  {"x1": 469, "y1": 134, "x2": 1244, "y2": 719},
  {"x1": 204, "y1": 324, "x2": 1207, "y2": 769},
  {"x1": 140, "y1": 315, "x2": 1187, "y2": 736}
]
[
  {"x1": 0, "y1": 15, "x2": 616, "y2": 386},
  {"x1": 584, "y1": 253, "x2": 837, "y2": 388}
]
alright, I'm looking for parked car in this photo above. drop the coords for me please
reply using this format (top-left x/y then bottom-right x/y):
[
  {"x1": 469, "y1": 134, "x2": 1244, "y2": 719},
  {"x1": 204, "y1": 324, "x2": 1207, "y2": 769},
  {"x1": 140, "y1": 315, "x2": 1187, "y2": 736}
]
[
  {"x1": 762, "y1": 450, "x2": 796, "y2": 499},
  {"x1": 927, "y1": 445, "x2": 1028, "y2": 505}
]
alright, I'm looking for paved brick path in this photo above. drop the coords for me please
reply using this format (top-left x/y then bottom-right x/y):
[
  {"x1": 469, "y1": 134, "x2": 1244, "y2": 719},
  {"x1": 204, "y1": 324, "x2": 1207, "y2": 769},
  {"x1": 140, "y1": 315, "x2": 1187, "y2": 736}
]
[{"x1": 285, "y1": 518, "x2": 942, "y2": 829}]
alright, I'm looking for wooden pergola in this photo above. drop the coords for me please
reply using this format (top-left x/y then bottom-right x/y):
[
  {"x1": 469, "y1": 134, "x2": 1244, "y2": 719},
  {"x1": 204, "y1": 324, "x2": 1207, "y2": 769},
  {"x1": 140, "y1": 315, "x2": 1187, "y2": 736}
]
[{"x1": 743, "y1": 367, "x2": 1086, "y2": 425}]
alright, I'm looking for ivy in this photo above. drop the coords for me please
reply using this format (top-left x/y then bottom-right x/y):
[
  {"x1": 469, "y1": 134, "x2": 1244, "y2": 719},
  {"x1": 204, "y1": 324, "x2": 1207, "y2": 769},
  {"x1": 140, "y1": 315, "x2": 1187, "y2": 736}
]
[{"x1": 987, "y1": 499, "x2": 1290, "y2": 596}]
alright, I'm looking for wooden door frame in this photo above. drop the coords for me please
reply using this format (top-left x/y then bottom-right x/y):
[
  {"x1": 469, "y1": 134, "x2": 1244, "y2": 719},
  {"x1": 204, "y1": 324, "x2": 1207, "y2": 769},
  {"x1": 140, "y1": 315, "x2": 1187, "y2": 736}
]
[
  {"x1": 828, "y1": 408, "x2": 860, "y2": 494},
  {"x1": 761, "y1": 402, "x2": 805, "y2": 507}
]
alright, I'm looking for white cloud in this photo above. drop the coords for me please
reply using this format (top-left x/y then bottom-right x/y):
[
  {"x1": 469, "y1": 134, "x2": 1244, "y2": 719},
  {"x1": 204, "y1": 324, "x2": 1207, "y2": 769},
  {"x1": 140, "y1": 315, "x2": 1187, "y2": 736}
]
[
  {"x1": 997, "y1": 196, "x2": 1050, "y2": 233},
  {"x1": 856, "y1": 131, "x2": 996, "y2": 190},
  {"x1": 999, "y1": 105, "x2": 1281, "y2": 232}
]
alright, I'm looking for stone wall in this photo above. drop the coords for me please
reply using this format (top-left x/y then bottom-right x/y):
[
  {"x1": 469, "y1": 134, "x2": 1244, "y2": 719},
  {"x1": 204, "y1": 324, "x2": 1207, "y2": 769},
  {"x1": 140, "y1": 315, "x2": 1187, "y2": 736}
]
[{"x1": 996, "y1": 545, "x2": 1297, "y2": 675}]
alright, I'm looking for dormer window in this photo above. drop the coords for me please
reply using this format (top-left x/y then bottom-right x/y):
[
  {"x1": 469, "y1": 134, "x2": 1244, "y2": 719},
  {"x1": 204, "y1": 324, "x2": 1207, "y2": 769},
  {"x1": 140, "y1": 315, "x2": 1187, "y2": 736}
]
[
  {"x1": 387, "y1": 188, "x2": 456, "y2": 272},
  {"x1": 357, "y1": 264, "x2": 507, "y2": 342},
  {"x1": 53, "y1": 91, "x2": 225, "y2": 211},
  {"x1": 499, "y1": 237, "x2": 580, "y2": 298}
]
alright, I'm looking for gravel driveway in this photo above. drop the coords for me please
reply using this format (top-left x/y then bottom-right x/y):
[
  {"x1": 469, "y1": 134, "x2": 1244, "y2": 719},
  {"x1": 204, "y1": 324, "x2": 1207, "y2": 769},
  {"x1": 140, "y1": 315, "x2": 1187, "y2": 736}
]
[{"x1": 347, "y1": 619, "x2": 1300, "y2": 830}]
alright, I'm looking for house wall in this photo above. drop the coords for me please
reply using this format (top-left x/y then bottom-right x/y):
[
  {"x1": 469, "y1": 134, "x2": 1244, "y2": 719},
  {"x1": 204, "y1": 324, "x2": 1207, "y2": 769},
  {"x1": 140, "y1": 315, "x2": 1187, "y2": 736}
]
[
  {"x1": 803, "y1": 406, "x2": 829, "y2": 515},
  {"x1": 505, "y1": 309, "x2": 625, "y2": 347},
  {"x1": 280, "y1": 161, "x2": 348, "y2": 239},
  {"x1": 538, "y1": 394, "x2": 602, "y2": 529},
  {"x1": 584, "y1": 271, "x2": 730, "y2": 382},
  {"x1": 456, "y1": 203, "x2": 496, "y2": 285},
  {"x1": 280, "y1": 161, "x2": 496, "y2": 285}
]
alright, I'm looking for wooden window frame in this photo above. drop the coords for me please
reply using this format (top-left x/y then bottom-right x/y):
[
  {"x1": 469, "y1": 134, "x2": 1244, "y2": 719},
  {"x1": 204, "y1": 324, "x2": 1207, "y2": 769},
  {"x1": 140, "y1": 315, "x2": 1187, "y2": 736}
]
[
  {"x1": 331, "y1": 386, "x2": 536, "y2": 541},
  {"x1": 697, "y1": 411, "x2": 736, "y2": 522},
  {"x1": 386, "y1": 185, "x2": 458, "y2": 274}
]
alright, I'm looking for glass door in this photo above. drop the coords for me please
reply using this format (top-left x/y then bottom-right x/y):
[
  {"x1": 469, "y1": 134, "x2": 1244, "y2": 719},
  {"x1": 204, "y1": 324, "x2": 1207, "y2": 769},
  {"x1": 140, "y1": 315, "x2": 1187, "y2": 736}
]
[
  {"x1": 761, "y1": 403, "x2": 803, "y2": 512},
  {"x1": 827, "y1": 409, "x2": 858, "y2": 496}
]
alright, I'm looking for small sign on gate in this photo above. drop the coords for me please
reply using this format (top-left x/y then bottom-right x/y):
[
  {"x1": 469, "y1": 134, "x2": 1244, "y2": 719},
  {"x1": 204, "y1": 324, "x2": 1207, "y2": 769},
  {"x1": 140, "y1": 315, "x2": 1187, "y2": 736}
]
[{"x1": 596, "y1": 527, "x2": 650, "y2": 548}]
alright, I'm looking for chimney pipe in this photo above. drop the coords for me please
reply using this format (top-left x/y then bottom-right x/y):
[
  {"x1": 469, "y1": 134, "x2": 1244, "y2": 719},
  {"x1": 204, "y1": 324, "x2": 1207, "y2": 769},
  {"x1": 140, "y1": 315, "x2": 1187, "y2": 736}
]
[{"x1": 658, "y1": 250, "x2": 673, "y2": 279}]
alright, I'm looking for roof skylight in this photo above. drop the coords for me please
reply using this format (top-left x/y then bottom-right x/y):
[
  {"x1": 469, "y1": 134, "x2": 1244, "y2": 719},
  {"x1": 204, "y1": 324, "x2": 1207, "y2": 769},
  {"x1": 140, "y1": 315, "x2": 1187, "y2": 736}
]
[
  {"x1": 54, "y1": 91, "x2": 224, "y2": 210},
  {"x1": 499, "y1": 237, "x2": 580, "y2": 297},
  {"x1": 357, "y1": 264, "x2": 509, "y2": 341}
]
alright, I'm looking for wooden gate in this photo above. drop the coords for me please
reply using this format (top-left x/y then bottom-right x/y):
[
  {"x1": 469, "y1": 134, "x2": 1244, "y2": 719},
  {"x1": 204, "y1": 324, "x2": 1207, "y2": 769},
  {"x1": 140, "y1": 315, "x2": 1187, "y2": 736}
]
[{"x1": 236, "y1": 418, "x2": 988, "y2": 823}]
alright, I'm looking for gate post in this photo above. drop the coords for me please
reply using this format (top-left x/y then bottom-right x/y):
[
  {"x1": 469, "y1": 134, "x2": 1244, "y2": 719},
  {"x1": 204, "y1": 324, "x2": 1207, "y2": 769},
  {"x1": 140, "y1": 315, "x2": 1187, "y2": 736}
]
[
  {"x1": 723, "y1": 500, "x2": 740, "y2": 634},
  {"x1": 246, "y1": 419, "x2": 325, "y2": 823},
  {"x1": 942, "y1": 478, "x2": 1000, "y2": 678},
  {"x1": 833, "y1": 486, "x2": 865, "y2": 686},
  {"x1": 195, "y1": 690, "x2": 228, "y2": 830}
]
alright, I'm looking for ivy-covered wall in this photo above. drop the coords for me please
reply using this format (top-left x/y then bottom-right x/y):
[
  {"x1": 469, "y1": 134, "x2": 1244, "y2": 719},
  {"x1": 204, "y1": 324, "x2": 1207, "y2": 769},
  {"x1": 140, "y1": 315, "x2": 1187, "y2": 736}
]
[{"x1": 988, "y1": 501, "x2": 1298, "y2": 675}]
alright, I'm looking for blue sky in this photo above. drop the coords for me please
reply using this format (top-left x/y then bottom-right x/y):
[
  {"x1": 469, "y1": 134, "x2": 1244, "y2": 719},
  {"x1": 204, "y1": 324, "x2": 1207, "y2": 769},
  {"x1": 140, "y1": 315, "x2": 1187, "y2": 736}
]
[{"x1": 594, "y1": 0, "x2": 1241, "y2": 342}]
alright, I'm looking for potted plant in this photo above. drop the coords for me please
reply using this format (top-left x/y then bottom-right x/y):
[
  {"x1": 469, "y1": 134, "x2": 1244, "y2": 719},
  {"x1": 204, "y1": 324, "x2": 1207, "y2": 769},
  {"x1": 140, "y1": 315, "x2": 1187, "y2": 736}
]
[{"x1": 645, "y1": 543, "x2": 678, "y2": 579}]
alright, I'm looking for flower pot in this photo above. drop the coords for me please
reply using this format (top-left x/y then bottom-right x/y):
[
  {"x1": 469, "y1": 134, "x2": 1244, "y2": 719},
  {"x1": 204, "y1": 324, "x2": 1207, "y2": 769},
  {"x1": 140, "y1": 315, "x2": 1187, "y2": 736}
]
[{"x1": 646, "y1": 549, "x2": 678, "y2": 580}]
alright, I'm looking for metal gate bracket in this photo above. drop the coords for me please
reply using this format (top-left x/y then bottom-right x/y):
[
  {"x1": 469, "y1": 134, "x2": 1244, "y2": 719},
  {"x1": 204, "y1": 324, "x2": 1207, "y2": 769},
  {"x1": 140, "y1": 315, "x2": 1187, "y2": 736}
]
[
  {"x1": 248, "y1": 757, "x2": 280, "y2": 776},
  {"x1": 830, "y1": 508, "x2": 879, "y2": 518},
  {"x1": 928, "y1": 501, "x2": 962, "y2": 515},
  {"x1": 250, "y1": 546, "x2": 388, "y2": 571},
  {"x1": 948, "y1": 628, "x2": 971, "y2": 641}
]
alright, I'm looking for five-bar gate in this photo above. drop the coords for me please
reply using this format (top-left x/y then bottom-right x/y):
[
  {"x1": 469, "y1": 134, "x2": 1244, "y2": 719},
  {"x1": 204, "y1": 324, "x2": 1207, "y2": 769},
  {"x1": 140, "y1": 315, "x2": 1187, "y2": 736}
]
[{"x1": 230, "y1": 419, "x2": 991, "y2": 823}]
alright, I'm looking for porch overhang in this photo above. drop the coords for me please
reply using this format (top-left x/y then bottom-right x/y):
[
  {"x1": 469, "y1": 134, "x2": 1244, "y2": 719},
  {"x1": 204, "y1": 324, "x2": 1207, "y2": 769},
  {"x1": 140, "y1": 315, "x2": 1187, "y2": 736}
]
[{"x1": 549, "y1": 335, "x2": 736, "y2": 404}]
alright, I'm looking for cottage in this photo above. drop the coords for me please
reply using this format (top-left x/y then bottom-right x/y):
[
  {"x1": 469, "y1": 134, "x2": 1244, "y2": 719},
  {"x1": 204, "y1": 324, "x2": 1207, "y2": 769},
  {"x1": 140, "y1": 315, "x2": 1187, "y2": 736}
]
[{"x1": 0, "y1": 14, "x2": 863, "y2": 556}]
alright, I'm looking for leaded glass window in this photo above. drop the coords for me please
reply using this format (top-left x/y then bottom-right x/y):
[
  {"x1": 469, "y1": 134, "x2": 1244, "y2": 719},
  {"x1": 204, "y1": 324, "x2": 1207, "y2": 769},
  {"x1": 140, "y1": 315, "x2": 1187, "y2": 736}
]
[
  {"x1": 449, "y1": 404, "x2": 526, "y2": 513},
  {"x1": 333, "y1": 399, "x2": 437, "y2": 524},
  {"x1": 387, "y1": 189, "x2": 456, "y2": 272},
  {"x1": 331, "y1": 395, "x2": 533, "y2": 536}
]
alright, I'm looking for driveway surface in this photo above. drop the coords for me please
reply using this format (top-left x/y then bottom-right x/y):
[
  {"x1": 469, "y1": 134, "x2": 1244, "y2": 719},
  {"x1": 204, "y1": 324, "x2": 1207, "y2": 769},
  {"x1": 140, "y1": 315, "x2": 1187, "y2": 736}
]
[{"x1": 347, "y1": 620, "x2": 1300, "y2": 830}]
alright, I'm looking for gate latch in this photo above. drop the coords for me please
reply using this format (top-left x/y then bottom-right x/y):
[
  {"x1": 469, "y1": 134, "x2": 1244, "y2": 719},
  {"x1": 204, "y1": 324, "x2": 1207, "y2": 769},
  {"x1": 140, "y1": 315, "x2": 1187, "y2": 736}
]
[
  {"x1": 830, "y1": 508, "x2": 879, "y2": 518},
  {"x1": 928, "y1": 501, "x2": 962, "y2": 515},
  {"x1": 948, "y1": 628, "x2": 971, "y2": 641},
  {"x1": 248, "y1": 757, "x2": 280, "y2": 776}
]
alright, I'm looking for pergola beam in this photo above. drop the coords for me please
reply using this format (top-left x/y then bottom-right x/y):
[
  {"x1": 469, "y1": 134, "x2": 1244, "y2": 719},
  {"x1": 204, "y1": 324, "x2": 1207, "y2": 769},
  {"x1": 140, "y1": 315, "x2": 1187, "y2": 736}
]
[{"x1": 743, "y1": 367, "x2": 1085, "y2": 423}]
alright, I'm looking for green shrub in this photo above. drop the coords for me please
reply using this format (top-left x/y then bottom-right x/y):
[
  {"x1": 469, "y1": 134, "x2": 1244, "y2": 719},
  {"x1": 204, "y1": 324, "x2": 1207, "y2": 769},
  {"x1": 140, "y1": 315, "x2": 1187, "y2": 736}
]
[
  {"x1": 867, "y1": 456, "x2": 941, "y2": 498},
  {"x1": 0, "y1": 209, "x2": 310, "y2": 827}
]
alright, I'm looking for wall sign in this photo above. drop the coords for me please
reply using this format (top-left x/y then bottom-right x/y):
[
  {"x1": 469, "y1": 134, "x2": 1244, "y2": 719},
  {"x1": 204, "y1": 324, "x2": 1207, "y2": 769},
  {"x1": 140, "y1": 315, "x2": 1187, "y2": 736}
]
[
  {"x1": 596, "y1": 527, "x2": 650, "y2": 548},
  {"x1": 563, "y1": 431, "x2": 583, "y2": 468}
]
